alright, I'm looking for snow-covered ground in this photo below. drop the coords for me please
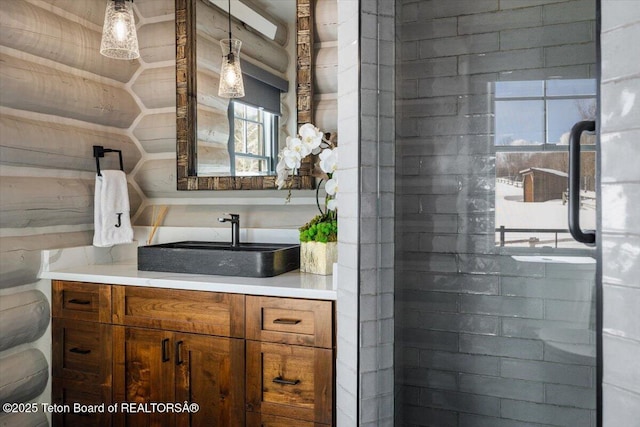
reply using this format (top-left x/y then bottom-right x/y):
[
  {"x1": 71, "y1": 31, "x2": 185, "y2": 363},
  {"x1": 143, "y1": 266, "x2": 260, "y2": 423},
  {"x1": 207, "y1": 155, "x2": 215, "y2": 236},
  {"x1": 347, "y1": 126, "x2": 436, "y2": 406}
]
[{"x1": 495, "y1": 181, "x2": 595, "y2": 248}]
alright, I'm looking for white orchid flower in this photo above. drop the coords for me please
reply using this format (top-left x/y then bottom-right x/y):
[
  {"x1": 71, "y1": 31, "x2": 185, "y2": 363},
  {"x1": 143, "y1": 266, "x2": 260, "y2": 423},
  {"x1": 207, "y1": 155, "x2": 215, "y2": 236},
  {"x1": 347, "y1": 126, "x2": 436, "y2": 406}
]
[
  {"x1": 319, "y1": 147, "x2": 338, "y2": 174},
  {"x1": 325, "y1": 177, "x2": 338, "y2": 196},
  {"x1": 283, "y1": 136, "x2": 305, "y2": 168},
  {"x1": 327, "y1": 198, "x2": 338, "y2": 211},
  {"x1": 299, "y1": 123, "x2": 323, "y2": 154},
  {"x1": 275, "y1": 158, "x2": 289, "y2": 189}
]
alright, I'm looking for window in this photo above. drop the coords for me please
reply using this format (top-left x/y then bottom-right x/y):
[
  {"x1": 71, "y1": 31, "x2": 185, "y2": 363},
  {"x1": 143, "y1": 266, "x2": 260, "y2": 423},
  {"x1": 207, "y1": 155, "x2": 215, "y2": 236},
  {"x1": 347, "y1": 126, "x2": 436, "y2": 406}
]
[
  {"x1": 494, "y1": 79, "x2": 597, "y2": 249},
  {"x1": 229, "y1": 101, "x2": 277, "y2": 175}
]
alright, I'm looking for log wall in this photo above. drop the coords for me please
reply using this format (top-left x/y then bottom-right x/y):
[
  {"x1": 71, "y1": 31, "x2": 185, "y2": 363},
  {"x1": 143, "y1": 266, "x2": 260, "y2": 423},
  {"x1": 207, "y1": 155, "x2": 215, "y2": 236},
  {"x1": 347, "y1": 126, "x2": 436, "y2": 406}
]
[{"x1": 1, "y1": 0, "x2": 145, "y2": 420}]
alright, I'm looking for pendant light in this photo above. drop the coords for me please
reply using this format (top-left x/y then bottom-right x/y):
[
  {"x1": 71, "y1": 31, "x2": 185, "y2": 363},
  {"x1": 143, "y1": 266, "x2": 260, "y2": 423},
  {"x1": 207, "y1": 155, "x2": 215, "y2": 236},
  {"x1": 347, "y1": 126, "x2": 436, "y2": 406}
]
[
  {"x1": 100, "y1": 0, "x2": 140, "y2": 60},
  {"x1": 218, "y1": 0, "x2": 245, "y2": 98}
]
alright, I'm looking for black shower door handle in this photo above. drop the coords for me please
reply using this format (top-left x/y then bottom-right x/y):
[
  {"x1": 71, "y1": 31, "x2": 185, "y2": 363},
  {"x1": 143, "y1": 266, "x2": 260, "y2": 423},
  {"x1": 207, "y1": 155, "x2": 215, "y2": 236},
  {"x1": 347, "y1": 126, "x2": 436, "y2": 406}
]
[{"x1": 568, "y1": 120, "x2": 596, "y2": 246}]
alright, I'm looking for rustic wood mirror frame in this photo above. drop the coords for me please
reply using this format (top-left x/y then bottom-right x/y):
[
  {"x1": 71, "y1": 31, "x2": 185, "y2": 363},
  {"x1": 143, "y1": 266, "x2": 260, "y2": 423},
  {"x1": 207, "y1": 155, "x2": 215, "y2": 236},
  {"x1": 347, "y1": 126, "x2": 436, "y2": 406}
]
[{"x1": 175, "y1": 0, "x2": 315, "y2": 190}]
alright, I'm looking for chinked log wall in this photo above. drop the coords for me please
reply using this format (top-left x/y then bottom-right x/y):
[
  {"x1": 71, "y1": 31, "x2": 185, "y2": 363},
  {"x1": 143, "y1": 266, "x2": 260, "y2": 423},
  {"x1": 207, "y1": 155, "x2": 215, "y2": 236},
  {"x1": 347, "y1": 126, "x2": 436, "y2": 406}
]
[
  {"x1": 0, "y1": 1, "x2": 336, "y2": 424},
  {"x1": 0, "y1": 0, "x2": 146, "y2": 424}
]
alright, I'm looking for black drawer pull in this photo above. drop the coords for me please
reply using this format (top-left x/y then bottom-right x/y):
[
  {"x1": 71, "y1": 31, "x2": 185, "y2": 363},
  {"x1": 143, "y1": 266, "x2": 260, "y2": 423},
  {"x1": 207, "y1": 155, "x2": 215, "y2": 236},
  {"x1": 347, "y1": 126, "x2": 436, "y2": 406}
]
[
  {"x1": 162, "y1": 338, "x2": 170, "y2": 362},
  {"x1": 69, "y1": 347, "x2": 91, "y2": 355},
  {"x1": 272, "y1": 376, "x2": 300, "y2": 386},
  {"x1": 273, "y1": 318, "x2": 301, "y2": 325},
  {"x1": 68, "y1": 299, "x2": 91, "y2": 305},
  {"x1": 175, "y1": 341, "x2": 184, "y2": 366}
]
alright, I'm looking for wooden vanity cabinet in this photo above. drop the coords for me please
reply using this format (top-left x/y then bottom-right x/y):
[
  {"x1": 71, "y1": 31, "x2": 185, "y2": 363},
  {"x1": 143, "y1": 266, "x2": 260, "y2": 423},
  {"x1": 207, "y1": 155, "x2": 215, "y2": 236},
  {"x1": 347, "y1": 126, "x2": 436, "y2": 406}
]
[{"x1": 51, "y1": 281, "x2": 335, "y2": 427}]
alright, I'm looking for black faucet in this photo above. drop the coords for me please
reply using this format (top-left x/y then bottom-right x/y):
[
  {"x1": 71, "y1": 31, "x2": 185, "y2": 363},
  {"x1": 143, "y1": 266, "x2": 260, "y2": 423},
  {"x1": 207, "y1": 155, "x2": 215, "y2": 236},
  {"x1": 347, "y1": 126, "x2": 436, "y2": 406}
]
[{"x1": 218, "y1": 213, "x2": 240, "y2": 247}]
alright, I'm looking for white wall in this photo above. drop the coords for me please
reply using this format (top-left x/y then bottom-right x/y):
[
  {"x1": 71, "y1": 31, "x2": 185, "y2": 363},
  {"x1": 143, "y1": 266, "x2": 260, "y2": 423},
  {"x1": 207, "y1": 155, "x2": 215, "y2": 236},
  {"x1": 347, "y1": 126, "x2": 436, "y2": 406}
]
[{"x1": 600, "y1": 1, "x2": 640, "y2": 425}]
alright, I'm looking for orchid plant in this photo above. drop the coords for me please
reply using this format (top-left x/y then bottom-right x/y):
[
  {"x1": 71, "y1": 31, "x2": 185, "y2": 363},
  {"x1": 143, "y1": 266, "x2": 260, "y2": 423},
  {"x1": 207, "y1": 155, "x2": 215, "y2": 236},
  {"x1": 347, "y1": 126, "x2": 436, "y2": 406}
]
[
  {"x1": 276, "y1": 123, "x2": 338, "y2": 212},
  {"x1": 276, "y1": 123, "x2": 338, "y2": 243}
]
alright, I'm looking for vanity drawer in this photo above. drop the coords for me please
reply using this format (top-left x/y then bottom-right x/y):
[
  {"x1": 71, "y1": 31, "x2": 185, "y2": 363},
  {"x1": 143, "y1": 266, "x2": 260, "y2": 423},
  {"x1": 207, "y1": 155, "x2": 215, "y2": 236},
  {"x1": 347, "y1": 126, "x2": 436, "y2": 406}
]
[
  {"x1": 52, "y1": 377, "x2": 112, "y2": 427},
  {"x1": 52, "y1": 281, "x2": 111, "y2": 323},
  {"x1": 52, "y1": 318, "x2": 112, "y2": 383},
  {"x1": 112, "y1": 285, "x2": 245, "y2": 337},
  {"x1": 246, "y1": 296, "x2": 333, "y2": 348},
  {"x1": 246, "y1": 340, "x2": 333, "y2": 424}
]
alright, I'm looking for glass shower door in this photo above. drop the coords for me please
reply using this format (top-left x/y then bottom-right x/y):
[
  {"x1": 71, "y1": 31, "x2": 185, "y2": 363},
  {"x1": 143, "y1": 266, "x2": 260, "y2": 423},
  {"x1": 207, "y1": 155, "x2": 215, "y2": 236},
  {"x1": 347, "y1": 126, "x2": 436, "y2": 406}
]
[{"x1": 395, "y1": 1, "x2": 599, "y2": 426}]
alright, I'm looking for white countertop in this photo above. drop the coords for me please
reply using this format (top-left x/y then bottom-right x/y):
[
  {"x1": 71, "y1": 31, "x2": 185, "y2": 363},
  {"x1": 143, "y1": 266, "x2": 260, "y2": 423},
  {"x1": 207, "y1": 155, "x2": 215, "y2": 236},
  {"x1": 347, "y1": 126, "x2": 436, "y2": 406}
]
[{"x1": 39, "y1": 242, "x2": 336, "y2": 300}]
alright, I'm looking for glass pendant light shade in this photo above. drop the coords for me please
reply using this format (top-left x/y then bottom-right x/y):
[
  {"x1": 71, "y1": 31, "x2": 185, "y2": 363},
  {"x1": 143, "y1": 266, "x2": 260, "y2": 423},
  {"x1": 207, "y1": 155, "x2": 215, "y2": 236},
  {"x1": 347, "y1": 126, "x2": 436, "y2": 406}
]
[
  {"x1": 100, "y1": 0, "x2": 140, "y2": 60},
  {"x1": 218, "y1": 39, "x2": 245, "y2": 98}
]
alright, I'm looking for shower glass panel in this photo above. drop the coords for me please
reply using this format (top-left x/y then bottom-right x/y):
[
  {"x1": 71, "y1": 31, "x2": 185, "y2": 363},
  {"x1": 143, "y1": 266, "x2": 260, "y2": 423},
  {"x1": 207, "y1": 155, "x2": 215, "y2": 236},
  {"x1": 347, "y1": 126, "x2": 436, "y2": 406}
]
[{"x1": 395, "y1": 1, "x2": 598, "y2": 426}]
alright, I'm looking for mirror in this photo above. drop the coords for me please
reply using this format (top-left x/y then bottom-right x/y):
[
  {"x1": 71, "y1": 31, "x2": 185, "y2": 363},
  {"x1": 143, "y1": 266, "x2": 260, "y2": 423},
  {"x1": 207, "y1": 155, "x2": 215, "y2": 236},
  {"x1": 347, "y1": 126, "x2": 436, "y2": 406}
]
[{"x1": 176, "y1": 0, "x2": 315, "y2": 190}]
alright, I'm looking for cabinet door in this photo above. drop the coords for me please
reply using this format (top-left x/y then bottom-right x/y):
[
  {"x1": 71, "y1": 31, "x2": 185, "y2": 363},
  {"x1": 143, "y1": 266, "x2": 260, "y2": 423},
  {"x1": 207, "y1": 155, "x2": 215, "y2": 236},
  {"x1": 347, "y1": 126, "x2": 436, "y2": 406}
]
[
  {"x1": 246, "y1": 341, "x2": 333, "y2": 424},
  {"x1": 175, "y1": 333, "x2": 245, "y2": 427},
  {"x1": 113, "y1": 326, "x2": 175, "y2": 427},
  {"x1": 52, "y1": 377, "x2": 112, "y2": 427}
]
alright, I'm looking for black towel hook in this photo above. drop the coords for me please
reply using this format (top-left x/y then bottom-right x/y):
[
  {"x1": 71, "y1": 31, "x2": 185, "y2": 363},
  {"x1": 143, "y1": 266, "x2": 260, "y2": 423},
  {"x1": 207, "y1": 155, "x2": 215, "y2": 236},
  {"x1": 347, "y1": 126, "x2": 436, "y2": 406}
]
[{"x1": 93, "y1": 145, "x2": 124, "y2": 176}]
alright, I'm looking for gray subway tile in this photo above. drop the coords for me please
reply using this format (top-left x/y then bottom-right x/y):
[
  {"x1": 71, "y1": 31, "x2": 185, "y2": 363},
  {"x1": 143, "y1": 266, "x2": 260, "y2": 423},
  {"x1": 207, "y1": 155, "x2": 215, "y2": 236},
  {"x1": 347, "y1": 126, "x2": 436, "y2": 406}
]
[
  {"x1": 399, "y1": 272, "x2": 499, "y2": 295},
  {"x1": 398, "y1": 213, "x2": 459, "y2": 233},
  {"x1": 460, "y1": 413, "x2": 551, "y2": 427},
  {"x1": 406, "y1": 311, "x2": 500, "y2": 335},
  {"x1": 460, "y1": 334, "x2": 544, "y2": 359},
  {"x1": 500, "y1": 399, "x2": 592, "y2": 426},
  {"x1": 418, "y1": 0, "x2": 499, "y2": 20},
  {"x1": 420, "y1": 350, "x2": 500, "y2": 376},
  {"x1": 544, "y1": 42, "x2": 596, "y2": 67},
  {"x1": 502, "y1": 318, "x2": 592, "y2": 344},
  {"x1": 418, "y1": 73, "x2": 498, "y2": 98},
  {"x1": 459, "y1": 373, "x2": 544, "y2": 402},
  {"x1": 419, "y1": 389, "x2": 500, "y2": 417},
  {"x1": 403, "y1": 405, "x2": 458, "y2": 427},
  {"x1": 542, "y1": 0, "x2": 595, "y2": 25},
  {"x1": 501, "y1": 358, "x2": 593, "y2": 387},
  {"x1": 460, "y1": 294, "x2": 544, "y2": 318},
  {"x1": 543, "y1": 341, "x2": 596, "y2": 366},
  {"x1": 397, "y1": 97, "x2": 459, "y2": 118},
  {"x1": 544, "y1": 299, "x2": 594, "y2": 322},
  {"x1": 459, "y1": 7, "x2": 543, "y2": 34},
  {"x1": 459, "y1": 254, "x2": 547, "y2": 278},
  {"x1": 401, "y1": 17, "x2": 458, "y2": 42},
  {"x1": 419, "y1": 33, "x2": 499, "y2": 59},
  {"x1": 400, "y1": 328, "x2": 459, "y2": 352},
  {"x1": 401, "y1": 57, "x2": 458, "y2": 79},
  {"x1": 417, "y1": 115, "x2": 491, "y2": 137},
  {"x1": 501, "y1": 276, "x2": 595, "y2": 301},
  {"x1": 459, "y1": 48, "x2": 543, "y2": 75},
  {"x1": 500, "y1": 0, "x2": 571, "y2": 10},
  {"x1": 501, "y1": 21, "x2": 593, "y2": 50},
  {"x1": 545, "y1": 384, "x2": 596, "y2": 409},
  {"x1": 419, "y1": 155, "x2": 494, "y2": 176},
  {"x1": 401, "y1": 367, "x2": 458, "y2": 390},
  {"x1": 402, "y1": 252, "x2": 459, "y2": 273}
]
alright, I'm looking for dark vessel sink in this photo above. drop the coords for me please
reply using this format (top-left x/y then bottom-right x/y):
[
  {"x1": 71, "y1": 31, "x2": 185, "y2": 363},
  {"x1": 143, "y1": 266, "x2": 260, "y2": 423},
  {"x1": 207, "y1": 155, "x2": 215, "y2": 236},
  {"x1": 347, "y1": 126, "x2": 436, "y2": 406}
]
[{"x1": 138, "y1": 241, "x2": 300, "y2": 278}]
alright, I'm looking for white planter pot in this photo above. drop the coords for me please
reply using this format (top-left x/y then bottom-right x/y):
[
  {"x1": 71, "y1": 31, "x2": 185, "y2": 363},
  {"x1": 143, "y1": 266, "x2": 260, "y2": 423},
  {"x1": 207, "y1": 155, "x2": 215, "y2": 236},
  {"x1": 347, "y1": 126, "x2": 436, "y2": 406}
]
[{"x1": 300, "y1": 241, "x2": 337, "y2": 275}]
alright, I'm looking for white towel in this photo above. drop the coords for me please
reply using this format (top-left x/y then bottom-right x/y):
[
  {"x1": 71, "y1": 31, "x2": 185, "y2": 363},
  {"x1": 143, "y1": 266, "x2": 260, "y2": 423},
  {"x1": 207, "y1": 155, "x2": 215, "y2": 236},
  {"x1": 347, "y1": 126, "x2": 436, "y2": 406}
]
[{"x1": 93, "y1": 170, "x2": 134, "y2": 247}]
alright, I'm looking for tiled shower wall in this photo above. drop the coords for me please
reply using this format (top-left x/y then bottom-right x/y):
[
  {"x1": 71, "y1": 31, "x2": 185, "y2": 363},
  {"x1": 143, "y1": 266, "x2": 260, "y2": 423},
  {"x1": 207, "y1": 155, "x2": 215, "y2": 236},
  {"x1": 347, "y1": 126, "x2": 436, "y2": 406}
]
[
  {"x1": 600, "y1": 1, "x2": 640, "y2": 425},
  {"x1": 395, "y1": 1, "x2": 598, "y2": 426}
]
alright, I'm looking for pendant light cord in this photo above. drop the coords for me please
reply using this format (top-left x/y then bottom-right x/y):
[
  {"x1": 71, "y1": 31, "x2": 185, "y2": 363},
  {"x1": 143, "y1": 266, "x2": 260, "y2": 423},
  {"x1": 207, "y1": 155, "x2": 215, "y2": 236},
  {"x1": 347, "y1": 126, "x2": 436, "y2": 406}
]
[
  {"x1": 226, "y1": 0, "x2": 234, "y2": 62},
  {"x1": 227, "y1": 0, "x2": 232, "y2": 40}
]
